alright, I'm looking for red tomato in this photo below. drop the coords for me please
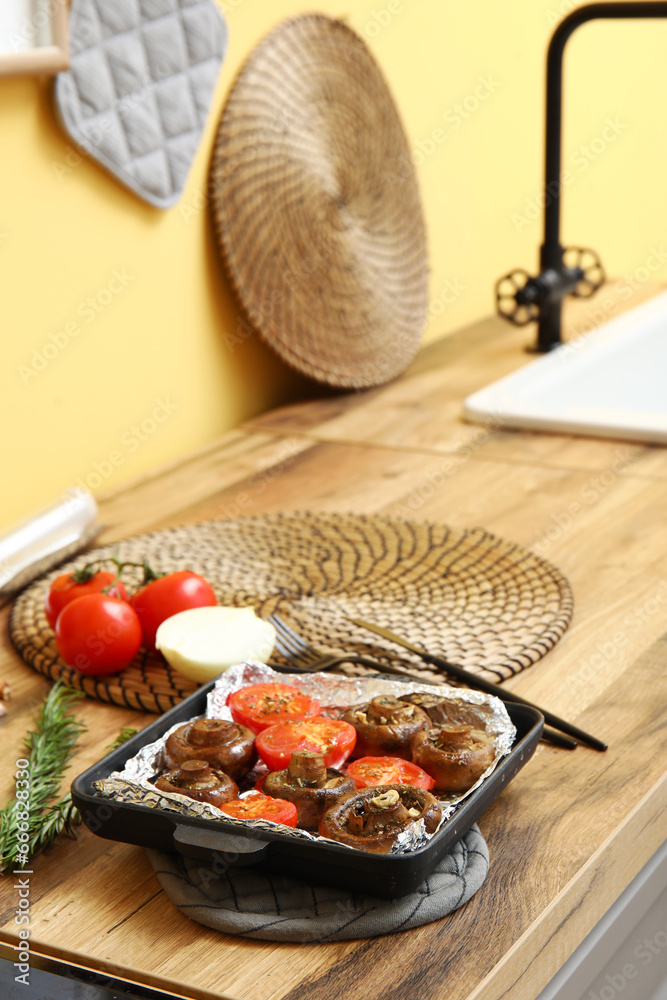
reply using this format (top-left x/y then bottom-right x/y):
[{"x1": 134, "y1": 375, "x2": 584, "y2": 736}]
[
  {"x1": 220, "y1": 792, "x2": 298, "y2": 827},
  {"x1": 255, "y1": 718, "x2": 357, "y2": 772},
  {"x1": 45, "y1": 570, "x2": 128, "y2": 629},
  {"x1": 54, "y1": 594, "x2": 142, "y2": 676},
  {"x1": 129, "y1": 571, "x2": 217, "y2": 651},
  {"x1": 345, "y1": 756, "x2": 435, "y2": 791},
  {"x1": 228, "y1": 683, "x2": 320, "y2": 734}
]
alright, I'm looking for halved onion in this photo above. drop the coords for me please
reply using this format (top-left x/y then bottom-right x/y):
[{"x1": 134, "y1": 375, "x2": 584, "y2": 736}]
[{"x1": 155, "y1": 606, "x2": 275, "y2": 683}]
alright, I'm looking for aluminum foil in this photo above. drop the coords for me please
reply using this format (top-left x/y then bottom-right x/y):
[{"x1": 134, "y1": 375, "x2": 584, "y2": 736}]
[{"x1": 95, "y1": 660, "x2": 516, "y2": 855}]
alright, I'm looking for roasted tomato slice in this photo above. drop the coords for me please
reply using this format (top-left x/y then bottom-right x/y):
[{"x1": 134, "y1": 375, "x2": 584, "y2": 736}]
[
  {"x1": 220, "y1": 792, "x2": 298, "y2": 827},
  {"x1": 345, "y1": 756, "x2": 435, "y2": 791},
  {"x1": 255, "y1": 718, "x2": 357, "y2": 771},
  {"x1": 228, "y1": 682, "x2": 320, "y2": 735}
]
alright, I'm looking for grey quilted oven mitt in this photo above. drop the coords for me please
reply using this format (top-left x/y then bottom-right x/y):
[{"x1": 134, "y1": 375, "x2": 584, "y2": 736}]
[
  {"x1": 54, "y1": 0, "x2": 228, "y2": 208},
  {"x1": 146, "y1": 825, "x2": 490, "y2": 942}
]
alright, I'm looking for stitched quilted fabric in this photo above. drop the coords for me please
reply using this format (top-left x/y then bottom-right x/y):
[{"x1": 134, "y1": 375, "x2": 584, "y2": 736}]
[
  {"x1": 146, "y1": 825, "x2": 489, "y2": 941},
  {"x1": 54, "y1": 0, "x2": 228, "y2": 208}
]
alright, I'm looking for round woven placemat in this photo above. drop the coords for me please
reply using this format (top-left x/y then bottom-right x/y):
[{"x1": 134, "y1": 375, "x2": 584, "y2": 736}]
[
  {"x1": 9, "y1": 512, "x2": 573, "y2": 714},
  {"x1": 208, "y1": 14, "x2": 429, "y2": 389}
]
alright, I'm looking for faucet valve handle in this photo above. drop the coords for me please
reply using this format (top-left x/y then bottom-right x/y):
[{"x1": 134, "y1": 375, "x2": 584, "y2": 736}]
[
  {"x1": 562, "y1": 246, "x2": 605, "y2": 298},
  {"x1": 495, "y1": 244, "x2": 605, "y2": 336},
  {"x1": 495, "y1": 268, "x2": 541, "y2": 327}
]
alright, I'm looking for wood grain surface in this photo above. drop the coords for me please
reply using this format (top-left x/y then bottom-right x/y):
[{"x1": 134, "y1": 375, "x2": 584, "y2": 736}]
[{"x1": 0, "y1": 288, "x2": 665, "y2": 1000}]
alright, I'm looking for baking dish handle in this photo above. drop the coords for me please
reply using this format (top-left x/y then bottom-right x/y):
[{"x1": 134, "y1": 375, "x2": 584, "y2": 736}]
[{"x1": 173, "y1": 824, "x2": 270, "y2": 866}]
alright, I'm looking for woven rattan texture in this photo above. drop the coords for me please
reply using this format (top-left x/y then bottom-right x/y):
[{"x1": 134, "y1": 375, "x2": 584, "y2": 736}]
[
  {"x1": 9, "y1": 513, "x2": 573, "y2": 714},
  {"x1": 208, "y1": 14, "x2": 429, "y2": 389}
]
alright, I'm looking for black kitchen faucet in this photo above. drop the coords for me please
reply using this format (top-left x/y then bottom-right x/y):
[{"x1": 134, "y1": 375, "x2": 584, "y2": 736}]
[{"x1": 496, "y1": 2, "x2": 667, "y2": 351}]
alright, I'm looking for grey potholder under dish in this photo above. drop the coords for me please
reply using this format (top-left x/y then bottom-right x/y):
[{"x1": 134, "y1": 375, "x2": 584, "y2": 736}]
[
  {"x1": 54, "y1": 0, "x2": 228, "y2": 208},
  {"x1": 146, "y1": 825, "x2": 489, "y2": 942}
]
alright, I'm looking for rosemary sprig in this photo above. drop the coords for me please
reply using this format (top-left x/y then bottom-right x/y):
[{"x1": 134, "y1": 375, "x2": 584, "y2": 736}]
[
  {"x1": 26, "y1": 794, "x2": 82, "y2": 858},
  {"x1": 0, "y1": 681, "x2": 87, "y2": 872},
  {"x1": 106, "y1": 726, "x2": 138, "y2": 751}
]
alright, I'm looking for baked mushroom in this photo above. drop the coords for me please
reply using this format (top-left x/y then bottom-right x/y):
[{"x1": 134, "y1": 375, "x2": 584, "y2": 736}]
[
  {"x1": 319, "y1": 784, "x2": 441, "y2": 854},
  {"x1": 399, "y1": 691, "x2": 493, "y2": 729},
  {"x1": 164, "y1": 717, "x2": 256, "y2": 781},
  {"x1": 261, "y1": 751, "x2": 356, "y2": 829},
  {"x1": 341, "y1": 695, "x2": 430, "y2": 760},
  {"x1": 155, "y1": 759, "x2": 238, "y2": 807},
  {"x1": 411, "y1": 723, "x2": 496, "y2": 792}
]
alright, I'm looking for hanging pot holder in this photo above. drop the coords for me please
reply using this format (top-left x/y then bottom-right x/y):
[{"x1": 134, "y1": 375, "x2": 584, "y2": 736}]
[{"x1": 54, "y1": 0, "x2": 228, "y2": 208}]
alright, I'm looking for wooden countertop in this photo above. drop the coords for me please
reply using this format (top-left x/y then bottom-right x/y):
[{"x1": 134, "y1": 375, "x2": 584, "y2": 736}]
[{"x1": 1, "y1": 286, "x2": 666, "y2": 1000}]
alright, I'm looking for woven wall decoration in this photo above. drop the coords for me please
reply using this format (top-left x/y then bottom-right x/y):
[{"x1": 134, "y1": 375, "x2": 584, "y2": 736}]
[
  {"x1": 209, "y1": 14, "x2": 429, "y2": 389},
  {"x1": 10, "y1": 513, "x2": 573, "y2": 714}
]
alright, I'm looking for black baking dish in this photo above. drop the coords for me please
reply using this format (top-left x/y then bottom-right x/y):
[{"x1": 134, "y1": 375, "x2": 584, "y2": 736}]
[{"x1": 71, "y1": 677, "x2": 543, "y2": 898}]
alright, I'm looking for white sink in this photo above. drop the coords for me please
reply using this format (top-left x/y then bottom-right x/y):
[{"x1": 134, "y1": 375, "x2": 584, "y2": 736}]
[{"x1": 464, "y1": 291, "x2": 667, "y2": 444}]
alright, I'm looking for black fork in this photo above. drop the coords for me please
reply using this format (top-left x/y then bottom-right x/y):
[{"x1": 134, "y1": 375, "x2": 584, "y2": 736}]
[
  {"x1": 265, "y1": 614, "x2": 578, "y2": 750},
  {"x1": 267, "y1": 613, "x2": 413, "y2": 676}
]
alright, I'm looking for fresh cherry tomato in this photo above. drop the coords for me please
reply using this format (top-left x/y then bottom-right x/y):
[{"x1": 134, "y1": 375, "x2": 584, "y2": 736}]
[
  {"x1": 129, "y1": 571, "x2": 217, "y2": 651},
  {"x1": 220, "y1": 792, "x2": 298, "y2": 827},
  {"x1": 54, "y1": 594, "x2": 142, "y2": 676},
  {"x1": 255, "y1": 718, "x2": 357, "y2": 772},
  {"x1": 228, "y1": 682, "x2": 320, "y2": 734},
  {"x1": 345, "y1": 756, "x2": 435, "y2": 791},
  {"x1": 45, "y1": 570, "x2": 128, "y2": 629}
]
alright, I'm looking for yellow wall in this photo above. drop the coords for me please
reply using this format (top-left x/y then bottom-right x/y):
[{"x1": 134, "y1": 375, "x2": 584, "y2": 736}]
[{"x1": 2, "y1": 0, "x2": 667, "y2": 528}]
